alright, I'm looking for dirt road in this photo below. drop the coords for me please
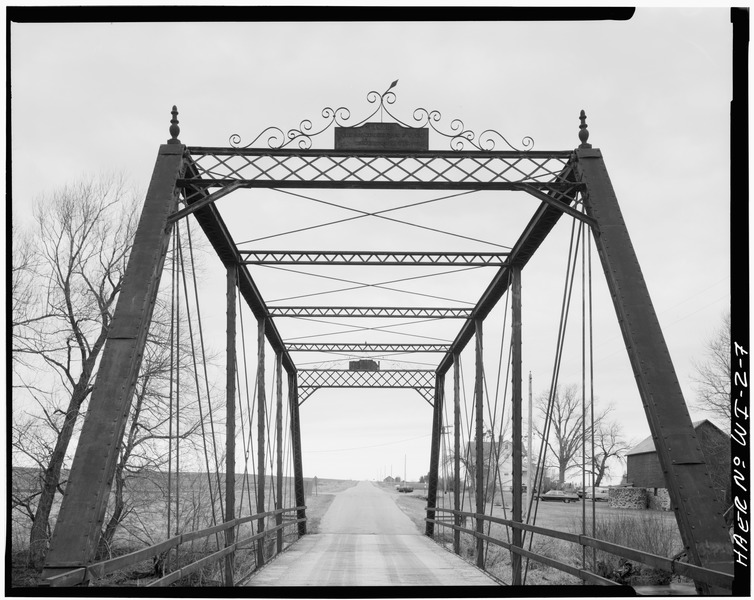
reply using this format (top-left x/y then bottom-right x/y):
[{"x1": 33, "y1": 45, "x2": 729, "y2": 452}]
[{"x1": 247, "y1": 480, "x2": 498, "y2": 586}]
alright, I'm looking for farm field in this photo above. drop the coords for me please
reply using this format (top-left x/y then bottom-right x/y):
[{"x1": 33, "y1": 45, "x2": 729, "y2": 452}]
[
  {"x1": 10, "y1": 467, "x2": 355, "y2": 587},
  {"x1": 12, "y1": 473, "x2": 692, "y2": 589}
]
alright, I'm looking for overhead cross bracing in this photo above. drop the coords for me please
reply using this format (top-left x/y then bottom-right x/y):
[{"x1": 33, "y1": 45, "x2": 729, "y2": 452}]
[
  {"x1": 239, "y1": 250, "x2": 509, "y2": 266},
  {"x1": 286, "y1": 343, "x2": 450, "y2": 353},
  {"x1": 181, "y1": 148, "x2": 575, "y2": 189},
  {"x1": 268, "y1": 306, "x2": 472, "y2": 319},
  {"x1": 41, "y1": 88, "x2": 734, "y2": 592},
  {"x1": 297, "y1": 369, "x2": 436, "y2": 404}
]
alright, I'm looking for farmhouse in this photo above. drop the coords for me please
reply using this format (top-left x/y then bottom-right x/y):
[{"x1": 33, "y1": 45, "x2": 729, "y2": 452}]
[
  {"x1": 465, "y1": 437, "x2": 535, "y2": 504},
  {"x1": 625, "y1": 419, "x2": 730, "y2": 510}
]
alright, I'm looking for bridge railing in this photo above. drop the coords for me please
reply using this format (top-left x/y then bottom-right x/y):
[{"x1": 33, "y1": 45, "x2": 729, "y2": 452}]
[
  {"x1": 426, "y1": 508, "x2": 733, "y2": 590},
  {"x1": 43, "y1": 506, "x2": 306, "y2": 587}
]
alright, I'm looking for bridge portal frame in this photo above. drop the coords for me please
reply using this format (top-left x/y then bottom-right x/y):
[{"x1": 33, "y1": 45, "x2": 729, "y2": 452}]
[{"x1": 41, "y1": 94, "x2": 732, "y2": 590}]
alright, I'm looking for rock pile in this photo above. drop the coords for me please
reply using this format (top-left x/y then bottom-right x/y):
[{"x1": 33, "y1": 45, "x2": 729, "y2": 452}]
[{"x1": 608, "y1": 487, "x2": 647, "y2": 509}]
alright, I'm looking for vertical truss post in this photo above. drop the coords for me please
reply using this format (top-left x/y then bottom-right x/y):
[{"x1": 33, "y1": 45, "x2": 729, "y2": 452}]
[
  {"x1": 575, "y1": 146, "x2": 732, "y2": 588},
  {"x1": 474, "y1": 319, "x2": 485, "y2": 569},
  {"x1": 275, "y1": 352, "x2": 284, "y2": 554},
  {"x1": 256, "y1": 318, "x2": 266, "y2": 568},
  {"x1": 42, "y1": 144, "x2": 184, "y2": 579},
  {"x1": 425, "y1": 374, "x2": 444, "y2": 537},
  {"x1": 224, "y1": 264, "x2": 237, "y2": 587},
  {"x1": 510, "y1": 267, "x2": 523, "y2": 585},
  {"x1": 288, "y1": 371, "x2": 307, "y2": 536},
  {"x1": 453, "y1": 353, "x2": 461, "y2": 555}
]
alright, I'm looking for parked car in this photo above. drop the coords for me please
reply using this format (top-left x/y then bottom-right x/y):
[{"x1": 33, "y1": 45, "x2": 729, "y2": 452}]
[
  {"x1": 538, "y1": 490, "x2": 580, "y2": 503},
  {"x1": 585, "y1": 487, "x2": 610, "y2": 502},
  {"x1": 397, "y1": 485, "x2": 414, "y2": 493}
]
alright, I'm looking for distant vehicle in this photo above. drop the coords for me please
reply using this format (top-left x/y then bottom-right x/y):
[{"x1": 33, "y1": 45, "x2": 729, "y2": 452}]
[
  {"x1": 397, "y1": 485, "x2": 414, "y2": 493},
  {"x1": 539, "y1": 490, "x2": 580, "y2": 503},
  {"x1": 585, "y1": 487, "x2": 610, "y2": 502}
]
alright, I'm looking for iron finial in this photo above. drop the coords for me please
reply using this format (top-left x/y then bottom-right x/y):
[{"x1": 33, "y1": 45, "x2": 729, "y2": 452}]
[
  {"x1": 168, "y1": 105, "x2": 181, "y2": 144},
  {"x1": 578, "y1": 109, "x2": 591, "y2": 149}
]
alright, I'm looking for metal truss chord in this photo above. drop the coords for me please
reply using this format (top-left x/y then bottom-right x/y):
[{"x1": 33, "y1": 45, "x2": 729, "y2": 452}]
[
  {"x1": 513, "y1": 182, "x2": 594, "y2": 228},
  {"x1": 269, "y1": 306, "x2": 472, "y2": 319},
  {"x1": 182, "y1": 149, "x2": 576, "y2": 190},
  {"x1": 285, "y1": 343, "x2": 451, "y2": 353},
  {"x1": 168, "y1": 181, "x2": 244, "y2": 224},
  {"x1": 297, "y1": 369, "x2": 436, "y2": 405},
  {"x1": 240, "y1": 251, "x2": 508, "y2": 266}
]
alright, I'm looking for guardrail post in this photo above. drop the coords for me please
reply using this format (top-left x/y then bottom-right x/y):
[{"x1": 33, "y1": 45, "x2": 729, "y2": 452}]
[
  {"x1": 224, "y1": 263, "x2": 237, "y2": 586},
  {"x1": 510, "y1": 267, "x2": 523, "y2": 584},
  {"x1": 474, "y1": 318, "x2": 485, "y2": 569},
  {"x1": 256, "y1": 318, "x2": 266, "y2": 568},
  {"x1": 275, "y1": 352, "x2": 284, "y2": 554},
  {"x1": 453, "y1": 353, "x2": 461, "y2": 555}
]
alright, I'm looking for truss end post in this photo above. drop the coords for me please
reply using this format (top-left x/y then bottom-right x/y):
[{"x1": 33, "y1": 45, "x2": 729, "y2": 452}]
[
  {"x1": 168, "y1": 105, "x2": 181, "y2": 144},
  {"x1": 578, "y1": 110, "x2": 592, "y2": 149}
]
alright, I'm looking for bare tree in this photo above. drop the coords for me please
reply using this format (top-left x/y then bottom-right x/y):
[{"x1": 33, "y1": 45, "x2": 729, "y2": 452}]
[
  {"x1": 692, "y1": 312, "x2": 731, "y2": 429},
  {"x1": 12, "y1": 176, "x2": 139, "y2": 568},
  {"x1": 11, "y1": 224, "x2": 49, "y2": 374},
  {"x1": 13, "y1": 176, "x2": 228, "y2": 569},
  {"x1": 534, "y1": 385, "x2": 608, "y2": 485},
  {"x1": 96, "y1": 311, "x2": 208, "y2": 557},
  {"x1": 590, "y1": 419, "x2": 632, "y2": 487}
]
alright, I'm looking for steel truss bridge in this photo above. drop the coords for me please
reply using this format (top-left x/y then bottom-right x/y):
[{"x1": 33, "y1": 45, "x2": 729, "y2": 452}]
[{"x1": 41, "y1": 87, "x2": 733, "y2": 591}]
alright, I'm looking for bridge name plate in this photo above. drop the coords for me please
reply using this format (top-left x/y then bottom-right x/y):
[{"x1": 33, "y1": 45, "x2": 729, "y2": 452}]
[{"x1": 335, "y1": 123, "x2": 429, "y2": 151}]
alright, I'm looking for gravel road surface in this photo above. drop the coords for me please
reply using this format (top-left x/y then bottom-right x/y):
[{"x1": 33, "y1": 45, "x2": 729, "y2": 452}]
[{"x1": 247, "y1": 480, "x2": 498, "y2": 586}]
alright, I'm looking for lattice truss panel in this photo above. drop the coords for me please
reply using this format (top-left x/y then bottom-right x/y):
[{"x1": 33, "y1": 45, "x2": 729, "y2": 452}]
[
  {"x1": 240, "y1": 251, "x2": 508, "y2": 266},
  {"x1": 286, "y1": 343, "x2": 450, "y2": 353},
  {"x1": 297, "y1": 369, "x2": 436, "y2": 404},
  {"x1": 269, "y1": 307, "x2": 472, "y2": 319},
  {"x1": 184, "y1": 149, "x2": 574, "y2": 189}
]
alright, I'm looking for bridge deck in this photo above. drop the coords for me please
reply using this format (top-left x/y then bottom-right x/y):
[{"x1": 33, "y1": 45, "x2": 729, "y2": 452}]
[{"x1": 246, "y1": 481, "x2": 499, "y2": 586}]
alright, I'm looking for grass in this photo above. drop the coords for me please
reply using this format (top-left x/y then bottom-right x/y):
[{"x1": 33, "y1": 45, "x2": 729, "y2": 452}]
[
  {"x1": 12, "y1": 480, "x2": 685, "y2": 588},
  {"x1": 572, "y1": 511, "x2": 684, "y2": 585},
  {"x1": 10, "y1": 550, "x2": 44, "y2": 588},
  {"x1": 393, "y1": 488, "x2": 685, "y2": 587},
  {"x1": 10, "y1": 477, "x2": 356, "y2": 587}
]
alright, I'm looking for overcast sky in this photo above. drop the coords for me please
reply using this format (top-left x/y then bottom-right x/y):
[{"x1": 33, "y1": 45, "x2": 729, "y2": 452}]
[{"x1": 10, "y1": 8, "x2": 733, "y2": 484}]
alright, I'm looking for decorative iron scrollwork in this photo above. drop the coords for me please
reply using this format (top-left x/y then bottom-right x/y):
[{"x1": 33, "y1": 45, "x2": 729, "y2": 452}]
[{"x1": 229, "y1": 81, "x2": 534, "y2": 151}]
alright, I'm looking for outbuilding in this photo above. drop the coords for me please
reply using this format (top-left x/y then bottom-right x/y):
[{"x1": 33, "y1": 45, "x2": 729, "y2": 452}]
[{"x1": 625, "y1": 419, "x2": 730, "y2": 510}]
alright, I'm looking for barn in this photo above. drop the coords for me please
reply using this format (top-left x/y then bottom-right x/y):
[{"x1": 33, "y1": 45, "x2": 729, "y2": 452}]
[{"x1": 625, "y1": 419, "x2": 730, "y2": 510}]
